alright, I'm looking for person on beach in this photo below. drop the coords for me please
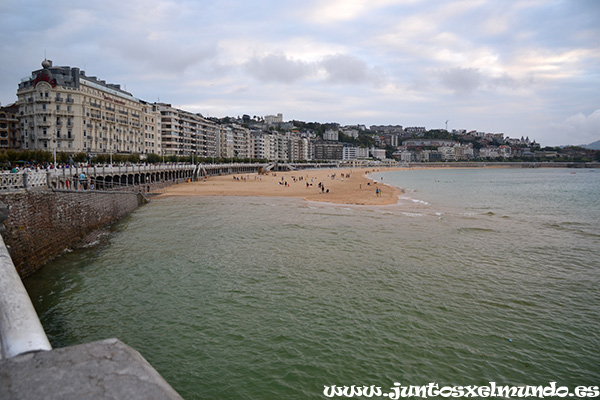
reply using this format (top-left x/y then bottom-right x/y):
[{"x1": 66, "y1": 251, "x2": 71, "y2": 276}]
[{"x1": 376, "y1": 187, "x2": 380, "y2": 197}]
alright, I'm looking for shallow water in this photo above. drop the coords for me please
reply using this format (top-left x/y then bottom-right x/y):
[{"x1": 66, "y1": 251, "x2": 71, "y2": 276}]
[{"x1": 25, "y1": 168, "x2": 600, "y2": 399}]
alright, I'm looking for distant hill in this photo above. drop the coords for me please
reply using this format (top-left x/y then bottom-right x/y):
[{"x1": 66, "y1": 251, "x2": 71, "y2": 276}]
[{"x1": 582, "y1": 140, "x2": 600, "y2": 150}]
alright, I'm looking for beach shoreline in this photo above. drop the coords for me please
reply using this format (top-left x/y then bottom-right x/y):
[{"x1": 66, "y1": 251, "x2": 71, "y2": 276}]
[
  {"x1": 156, "y1": 164, "x2": 523, "y2": 206},
  {"x1": 157, "y1": 167, "x2": 407, "y2": 206}
]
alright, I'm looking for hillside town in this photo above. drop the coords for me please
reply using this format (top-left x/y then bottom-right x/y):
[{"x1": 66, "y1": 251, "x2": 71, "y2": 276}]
[{"x1": 1, "y1": 59, "x2": 598, "y2": 165}]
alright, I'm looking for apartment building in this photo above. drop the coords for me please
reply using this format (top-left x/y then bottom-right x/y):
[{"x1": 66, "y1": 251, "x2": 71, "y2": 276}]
[
  {"x1": 323, "y1": 129, "x2": 339, "y2": 141},
  {"x1": 157, "y1": 103, "x2": 218, "y2": 157},
  {"x1": 314, "y1": 141, "x2": 343, "y2": 160},
  {"x1": 216, "y1": 124, "x2": 252, "y2": 159},
  {"x1": 0, "y1": 103, "x2": 20, "y2": 149},
  {"x1": 16, "y1": 59, "x2": 161, "y2": 156},
  {"x1": 253, "y1": 132, "x2": 278, "y2": 161}
]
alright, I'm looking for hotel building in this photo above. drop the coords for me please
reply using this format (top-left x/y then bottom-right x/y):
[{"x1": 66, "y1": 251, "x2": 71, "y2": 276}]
[{"x1": 16, "y1": 60, "x2": 161, "y2": 156}]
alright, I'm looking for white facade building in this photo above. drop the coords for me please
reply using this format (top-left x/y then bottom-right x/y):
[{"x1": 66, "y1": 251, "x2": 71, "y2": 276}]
[
  {"x1": 323, "y1": 129, "x2": 339, "y2": 141},
  {"x1": 157, "y1": 103, "x2": 218, "y2": 157},
  {"x1": 17, "y1": 60, "x2": 161, "y2": 156},
  {"x1": 264, "y1": 113, "x2": 283, "y2": 125}
]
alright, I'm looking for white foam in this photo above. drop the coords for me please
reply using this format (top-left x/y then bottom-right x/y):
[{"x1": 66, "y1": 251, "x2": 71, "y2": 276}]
[
  {"x1": 410, "y1": 198, "x2": 430, "y2": 205},
  {"x1": 401, "y1": 212, "x2": 425, "y2": 217}
]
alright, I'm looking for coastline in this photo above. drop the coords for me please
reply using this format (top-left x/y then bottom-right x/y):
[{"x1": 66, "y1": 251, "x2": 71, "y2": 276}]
[{"x1": 157, "y1": 167, "x2": 406, "y2": 206}]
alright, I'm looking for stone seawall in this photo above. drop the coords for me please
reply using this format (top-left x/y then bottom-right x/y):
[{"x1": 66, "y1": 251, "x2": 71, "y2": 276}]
[{"x1": 0, "y1": 190, "x2": 144, "y2": 278}]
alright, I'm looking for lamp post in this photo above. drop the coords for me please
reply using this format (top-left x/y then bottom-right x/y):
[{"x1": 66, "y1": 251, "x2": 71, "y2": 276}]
[{"x1": 53, "y1": 129, "x2": 57, "y2": 168}]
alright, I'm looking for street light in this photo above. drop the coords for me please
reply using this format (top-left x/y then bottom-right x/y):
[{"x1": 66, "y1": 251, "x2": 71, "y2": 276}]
[{"x1": 53, "y1": 128, "x2": 57, "y2": 168}]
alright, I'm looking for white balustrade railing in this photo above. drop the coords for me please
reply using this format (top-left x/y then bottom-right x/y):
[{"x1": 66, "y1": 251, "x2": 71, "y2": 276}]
[
  {"x1": 0, "y1": 173, "x2": 24, "y2": 191},
  {"x1": 0, "y1": 163, "x2": 266, "y2": 191}
]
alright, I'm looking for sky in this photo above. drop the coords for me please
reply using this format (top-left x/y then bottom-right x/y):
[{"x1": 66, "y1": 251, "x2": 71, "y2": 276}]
[{"x1": 1, "y1": 0, "x2": 599, "y2": 147}]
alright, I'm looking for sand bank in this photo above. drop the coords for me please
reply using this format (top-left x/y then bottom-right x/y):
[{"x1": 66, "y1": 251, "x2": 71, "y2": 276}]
[{"x1": 157, "y1": 168, "x2": 405, "y2": 206}]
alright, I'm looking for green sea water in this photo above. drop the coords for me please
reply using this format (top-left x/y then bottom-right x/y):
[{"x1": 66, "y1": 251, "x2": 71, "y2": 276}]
[{"x1": 24, "y1": 168, "x2": 600, "y2": 399}]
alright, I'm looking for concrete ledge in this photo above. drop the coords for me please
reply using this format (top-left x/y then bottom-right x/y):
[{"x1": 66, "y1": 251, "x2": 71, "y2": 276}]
[
  {"x1": 0, "y1": 338, "x2": 183, "y2": 399},
  {"x1": 0, "y1": 233, "x2": 52, "y2": 358}
]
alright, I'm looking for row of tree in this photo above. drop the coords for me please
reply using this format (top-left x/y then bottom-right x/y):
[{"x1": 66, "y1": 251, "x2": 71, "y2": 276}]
[{"x1": 0, "y1": 149, "x2": 273, "y2": 170}]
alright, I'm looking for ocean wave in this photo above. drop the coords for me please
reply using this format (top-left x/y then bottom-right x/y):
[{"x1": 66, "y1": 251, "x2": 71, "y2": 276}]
[{"x1": 401, "y1": 212, "x2": 425, "y2": 217}]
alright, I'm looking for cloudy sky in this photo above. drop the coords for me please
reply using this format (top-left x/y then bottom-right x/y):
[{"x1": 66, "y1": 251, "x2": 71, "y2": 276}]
[{"x1": 1, "y1": 0, "x2": 599, "y2": 146}]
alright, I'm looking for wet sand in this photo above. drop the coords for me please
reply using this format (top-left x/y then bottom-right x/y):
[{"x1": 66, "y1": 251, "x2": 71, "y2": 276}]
[{"x1": 157, "y1": 168, "x2": 405, "y2": 205}]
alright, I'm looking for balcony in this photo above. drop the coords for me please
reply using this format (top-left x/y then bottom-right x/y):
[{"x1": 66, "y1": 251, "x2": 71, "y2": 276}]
[{"x1": 56, "y1": 108, "x2": 73, "y2": 116}]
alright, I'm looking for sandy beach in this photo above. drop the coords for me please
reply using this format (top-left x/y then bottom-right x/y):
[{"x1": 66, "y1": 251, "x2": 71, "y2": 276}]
[{"x1": 157, "y1": 168, "x2": 405, "y2": 205}]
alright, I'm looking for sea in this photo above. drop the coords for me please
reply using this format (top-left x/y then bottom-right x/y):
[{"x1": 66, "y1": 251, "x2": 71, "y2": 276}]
[{"x1": 24, "y1": 167, "x2": 600, "y2": 399}]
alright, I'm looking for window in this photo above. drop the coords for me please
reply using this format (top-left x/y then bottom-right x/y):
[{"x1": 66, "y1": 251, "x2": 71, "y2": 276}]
[
  {"x1": 56, "y1": 105, "x2": 60, "y2": 111},
  {"x1": 68, "y1": 130, "x2": 72, "y2": 139}
]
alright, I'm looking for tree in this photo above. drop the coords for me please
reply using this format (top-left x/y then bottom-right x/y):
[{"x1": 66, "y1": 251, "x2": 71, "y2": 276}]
[
  {"x1": 73, "y1": 153, "x2": 87, "y2": 163},
  {"x1": 145, "y1": 153, "x2": 161, "y2": 163},
  {"x1": 57, "y1": 152, "x2": 69, "y2": 164}
]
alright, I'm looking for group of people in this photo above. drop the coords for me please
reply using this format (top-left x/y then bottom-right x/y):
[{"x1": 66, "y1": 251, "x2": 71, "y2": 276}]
[
  {"x1": 64, "y1": 172, "x2": 92, "y2": 190},
  {"x1": 317, "y1": 181, "x2": 329, "y2": 194}
]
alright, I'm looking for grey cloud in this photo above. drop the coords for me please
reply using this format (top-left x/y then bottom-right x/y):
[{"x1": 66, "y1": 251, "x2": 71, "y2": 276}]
[
  {"x1": 244, "y1": 53, "x2": 314, "y2": 83},
  {"x1": 559, "y1": 109, "x2": 600, "y2": 144},
  {"x1": 111, "y1": 40, "x2": 218, "y2": 74},
  {"x1": 321, "y1": 54, "x2": 369, "y2": 83},
  {"x1": 437, "y1": 67, "x2": 483, "y2": 94},
  {"x1": 437, "y1": 67, "x2": 531, "y2": 94},
  {"x1": 320, "y1": 54, "x2": 384, "y2": 85},
  {"x1": 243, "y1": 53, "x2": 384, "y2": 85}
]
